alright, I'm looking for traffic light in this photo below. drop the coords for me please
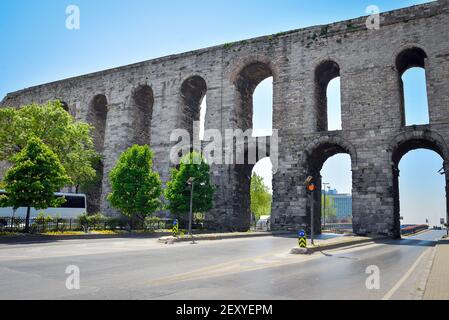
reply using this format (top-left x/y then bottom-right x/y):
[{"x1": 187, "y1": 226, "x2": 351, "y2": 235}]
[{"x1": 304, "y1": 176, "x2": 316, "y2": 193}]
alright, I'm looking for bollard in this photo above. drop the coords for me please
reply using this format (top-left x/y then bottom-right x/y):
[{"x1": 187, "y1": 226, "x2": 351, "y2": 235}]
[
  {"x1": 172, "y1": 219, "x2": 179, "y2": 237},
  {"x1": 298, "y1": 230, "x2": 307, "y2": 248}
]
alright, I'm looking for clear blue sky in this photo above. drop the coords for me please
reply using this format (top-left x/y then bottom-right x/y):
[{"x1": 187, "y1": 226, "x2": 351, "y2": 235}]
[{"x1": 1, "y1": 0, "x2": 443, "y2": 225}]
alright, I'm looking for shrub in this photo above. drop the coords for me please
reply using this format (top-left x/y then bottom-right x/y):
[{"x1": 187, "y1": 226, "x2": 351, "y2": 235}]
[
  {"x1": 144, "y1": 216, "x2": 161, "y2": 231},
  {"x1": 106, "y1": 217, "x2": 123, "y2": 230},
  {"x1": 89, "y1": 213, "x2": 106, "y2": 229}
]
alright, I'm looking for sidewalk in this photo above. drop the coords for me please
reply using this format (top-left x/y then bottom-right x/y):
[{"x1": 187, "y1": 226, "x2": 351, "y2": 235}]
[{"x1": 424, "y1": 239, "x2": 449, "y2": 300}]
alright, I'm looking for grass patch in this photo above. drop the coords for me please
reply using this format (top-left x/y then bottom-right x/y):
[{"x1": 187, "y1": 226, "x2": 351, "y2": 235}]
[
  {"x1": 42, "y1": 231, "x2": 86, "y2": 236},
  {"x1": 42, "y1": 230, "x2": 122, "y2": 236},
  {"x1": 0, "y1": 232, "x2": 20, "y2": 237}
]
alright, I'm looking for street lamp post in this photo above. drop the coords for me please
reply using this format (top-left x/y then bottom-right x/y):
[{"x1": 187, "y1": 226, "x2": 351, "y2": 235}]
[
  {"x1": 187, "y1": 177, "x2": 195, "y2": 244},
  {"x1": 187, "y1": 177, "x2": 205, "y2": 244},
  {"x1": 322, "y1": 182, "x2": 330, "y2": 230}
]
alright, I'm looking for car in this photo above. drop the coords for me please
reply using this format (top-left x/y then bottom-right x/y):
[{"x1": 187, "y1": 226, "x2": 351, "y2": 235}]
[{"x1": 256, "y1": 215, "x2": 271, "y2": 231}]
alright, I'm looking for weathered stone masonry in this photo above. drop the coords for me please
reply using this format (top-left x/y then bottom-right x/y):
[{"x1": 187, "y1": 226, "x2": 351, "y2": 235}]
[{"x1": 1, "y1": 1, "x2": 449, "y2": 237}]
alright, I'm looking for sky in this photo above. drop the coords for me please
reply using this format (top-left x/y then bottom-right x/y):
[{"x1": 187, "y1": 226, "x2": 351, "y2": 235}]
[{"x1": 0, "y1": 0, "x2": 443, "y2": 225}]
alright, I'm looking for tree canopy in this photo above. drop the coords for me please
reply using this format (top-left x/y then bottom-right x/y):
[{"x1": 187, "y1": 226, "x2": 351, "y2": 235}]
[
  {"x1": 250, "y1": 173, "x2": 272, "y2": 221},
  {"x1": 108, "y1": 145, "x2": 162, "y2": 224},
  {"x1": 3, "y1": 136, "x2": 71, "y2": 232},
  {"x1": 164, "y1": 152, "x2": 215, "y2": 219},
  {"x1": 322, "y1": 194, "x2": 337, "y2": 222},
  {"x1": 0, "y1": 101, "x2": 99, "y2": 191}
]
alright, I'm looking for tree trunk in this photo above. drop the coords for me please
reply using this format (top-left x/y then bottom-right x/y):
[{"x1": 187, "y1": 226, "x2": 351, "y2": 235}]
[{"x1": 24, "y1": 207, "x2": 31, "y2": 233}]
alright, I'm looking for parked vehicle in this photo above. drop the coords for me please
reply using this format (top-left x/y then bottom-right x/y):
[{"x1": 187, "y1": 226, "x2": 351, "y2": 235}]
[
  {"x1": 0, "y1": 190, "x2": 87, "y2": 219},
  {"x1": 256, "y1": 215, "x2": 271, "y2": 231}
]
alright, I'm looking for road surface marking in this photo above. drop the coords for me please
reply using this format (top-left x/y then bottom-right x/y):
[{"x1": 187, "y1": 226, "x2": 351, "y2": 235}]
[
  {"x1": 146, "y1": 250, "x2": 321, "y2": 286},
  {"x1": 382, "y1": 248, "x2": 429, "y2": 300}
]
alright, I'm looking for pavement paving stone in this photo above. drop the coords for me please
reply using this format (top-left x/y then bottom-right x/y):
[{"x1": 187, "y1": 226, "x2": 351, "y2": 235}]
[{"x1": 424, "y1": 239, "x2": 449, "y2": 300}]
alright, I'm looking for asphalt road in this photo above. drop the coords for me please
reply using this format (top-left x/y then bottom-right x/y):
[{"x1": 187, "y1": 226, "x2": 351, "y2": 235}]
[{"x1": 0, "y1": 230, "x2": 445, "y2": 300}]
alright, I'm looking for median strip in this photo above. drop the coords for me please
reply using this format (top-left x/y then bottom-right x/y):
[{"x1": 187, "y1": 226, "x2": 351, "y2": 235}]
[
  {"x1": 290, "y1": 236, "x2": 384, "y2": 255},
  {"x1": 158, "y1": 231, "x2": 294, "y2": 244}
]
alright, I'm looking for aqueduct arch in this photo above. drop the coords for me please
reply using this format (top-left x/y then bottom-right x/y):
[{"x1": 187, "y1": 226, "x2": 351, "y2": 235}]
[
  {"x1": 299, "y1": 136, "x2": 357, "y2": 234},
  {"x1": 1, "y1": 1, "x2": 448, "y2": 237},
  {"x1": 130, "y1": 85, "x2": 154, "y2": 146},
  {"x1": 389, "y1": 130, "x2": 449, "y2": 238},
  {"x1": 180, "y1": 75, "x2": 207, "y2": 142}
]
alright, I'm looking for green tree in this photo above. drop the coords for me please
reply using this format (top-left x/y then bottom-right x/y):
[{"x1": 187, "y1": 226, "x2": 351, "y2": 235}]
[
  {"x1": 0, "y1": 101, "x2": 99, "y2": 192},
  {"x1": 165, "y1": 152, "x2": 215, "y2": 221},
  {"x1": 322, "y1": 194, "x2": 337, "y2": 222},
  {"x1": 250, "y1": 173, "x2": 272, "y2": 221},
  {"x1": 3, "y1": 137, "x2": 71, "y2": 232},
  {"x1": 108, "y1": 145, "x2": 163, "y2": 226}
]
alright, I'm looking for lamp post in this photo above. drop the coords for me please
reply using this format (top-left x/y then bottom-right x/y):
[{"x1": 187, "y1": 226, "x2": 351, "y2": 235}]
[
  {"x1": 322, "y1": 182, "x2": 330, "y2": 230},
  {"x1": 187, "y1": 177, "x2": 205, "y2": 244}
]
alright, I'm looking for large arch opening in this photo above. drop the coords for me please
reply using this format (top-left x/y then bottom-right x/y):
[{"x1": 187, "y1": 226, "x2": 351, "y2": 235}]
[
  {"x1": 89, "y1": 94, "x2": 108, "y2": 153},
  {"x1": 235, "y1": 62, "x2": 273, "y2": 132},
  {"x1": 180, "y1": 76, "x2": 207, "y2": 142},
  {"x1": 392, "y1": 138, "x2": 448, "y2": 238},
  {"x1": 306, "y1": 142, "x2": 354, "y2": 234},
  {"x1": 315, "y1": 60, "x2": 341, "y2": 131},
  {"x1": 86, "y1": 94, "x2": 108, "y2": 213},
  {"x1": 252, "y1": 77, "x2": 273, "y2": 137},
  {"x1": 232, "y1": 62, "x2": 274, "y2": 231},
  {"x1": 250, "y1": 157, "x2": 273, "y2": 230},
  {"x1": 396, "y1": 47, "x2": 429, "y2": 126},
  {"x1": 321, "y1": 154, "x2": 353, "y2": 232},
  {"x1": 131, "y1": 85, "x2": 154, "y2": 146}
]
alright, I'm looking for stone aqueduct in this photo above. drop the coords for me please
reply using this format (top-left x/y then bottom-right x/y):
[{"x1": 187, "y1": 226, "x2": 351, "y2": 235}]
[{"x1": 1, "y1": 1, "x2": 449, "y2": 237}]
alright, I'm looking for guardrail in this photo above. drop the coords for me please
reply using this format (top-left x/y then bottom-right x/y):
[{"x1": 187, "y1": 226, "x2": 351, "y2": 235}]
[
  {"x1": 0, "y1": 216, "x2": 177, "y2": 234},
  {"x1": 401, "y1": 224, "x2": 429, "y2": 235}
]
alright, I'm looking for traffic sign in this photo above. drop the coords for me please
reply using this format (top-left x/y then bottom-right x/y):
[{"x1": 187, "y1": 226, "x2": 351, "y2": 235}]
[
  {"x1": 172, "y1": 219, "x2": 179, "y2": 237},
  {"x1": 298, "y1": 230, "x2": 307, "y2": 248}
]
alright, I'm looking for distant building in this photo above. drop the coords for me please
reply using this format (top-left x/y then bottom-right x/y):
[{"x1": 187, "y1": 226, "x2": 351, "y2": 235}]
[{"x1": 322, "y1": 189, "x2": 352, "y2": 222}]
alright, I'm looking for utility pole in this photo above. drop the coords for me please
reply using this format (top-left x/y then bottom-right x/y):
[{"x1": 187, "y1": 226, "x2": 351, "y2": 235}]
[
  {"x1": 187, "y1": 177, "x2": 205, "y2": 245},
  {"x1": 311, "y1": 191, "x2": 315, "y2": 245},
  {"x1": 187, "y1": 177, "x2": 195, "y2": 244},
  {"x1": 322, "y1": 182, "x2": 330, "y2": 230},
  {"x1": 305, "y1": 176, "x2": 316, "y2": 245}
]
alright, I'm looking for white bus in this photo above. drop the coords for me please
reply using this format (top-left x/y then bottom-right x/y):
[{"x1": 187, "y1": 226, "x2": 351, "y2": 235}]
[{"x1": 0, "y1": 190, "x2": 87, "y2": 219}]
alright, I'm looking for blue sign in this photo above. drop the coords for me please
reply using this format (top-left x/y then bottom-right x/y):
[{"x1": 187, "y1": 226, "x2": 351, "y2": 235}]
[
  {"x1": 298, "y1": 230, "x2": 305, "y2": 237},
  {"x1": 173, "y1": 220, "x2": 178, "y2": 226}
]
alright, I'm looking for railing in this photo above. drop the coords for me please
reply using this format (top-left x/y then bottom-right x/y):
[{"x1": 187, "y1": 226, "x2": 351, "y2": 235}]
[
  {"x1": 401, "y1": 224, "x2": 429, "y2": 235},
  {"x1": 322, "y1": 223, "x2": 353, "y2": 233},
  {"x1": 0, "y1": 216, "x2": 177, "y2": 234}
]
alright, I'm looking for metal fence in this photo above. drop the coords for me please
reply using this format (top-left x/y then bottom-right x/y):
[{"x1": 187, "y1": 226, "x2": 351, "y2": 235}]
[
  {"x1": 0, "y1": 217, "x2": 97, "y2": 233},
  {"x1": 0, "y1": 216, "x2": 176, "y2": 234},
  {"x1": 322, "y1": 223, "x2": 353, "y2": 233}
]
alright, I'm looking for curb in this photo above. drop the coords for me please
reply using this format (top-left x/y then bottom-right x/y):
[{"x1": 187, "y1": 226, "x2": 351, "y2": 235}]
[
  {"x1": 0, "y1": 232, "x2": 171, "y2": 244},
  {"x1": 290, "y1": 237, "x2": 382, "y2": 255},
  {"x1": 159, "y1": 231, "x2": 295, "y2": 244}
]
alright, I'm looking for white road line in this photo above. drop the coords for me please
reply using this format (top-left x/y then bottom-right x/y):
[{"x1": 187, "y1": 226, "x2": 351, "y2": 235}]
[{"x1": 382, "y1": 248, "x2": 429, "y2": 300}]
